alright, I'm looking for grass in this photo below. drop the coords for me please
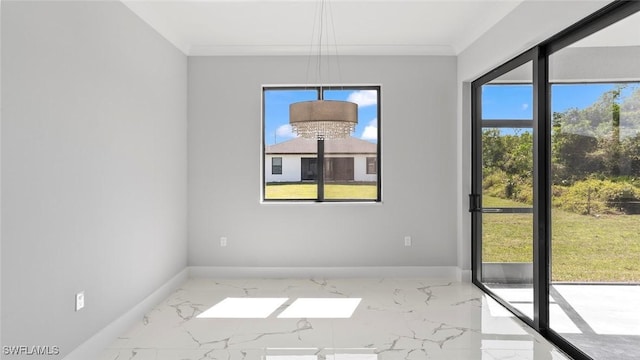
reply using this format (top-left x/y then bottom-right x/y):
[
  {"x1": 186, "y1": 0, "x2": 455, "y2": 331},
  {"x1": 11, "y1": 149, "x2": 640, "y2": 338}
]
[
  {"x1": 265, "y1": 183, "x2": 377, "y2": 200},
  {"x1": 265, "y1": 183, "x2": 318, "y2": 199},
  {"x1": 482, "y1": 196, "x2": 640, "y2": 282}
]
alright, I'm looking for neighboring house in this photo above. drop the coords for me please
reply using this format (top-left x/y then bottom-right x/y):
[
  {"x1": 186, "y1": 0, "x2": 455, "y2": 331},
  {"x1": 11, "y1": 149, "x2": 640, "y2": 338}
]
[{"x1": 265, "y1": 137, "x2": 377, "y2": 183}]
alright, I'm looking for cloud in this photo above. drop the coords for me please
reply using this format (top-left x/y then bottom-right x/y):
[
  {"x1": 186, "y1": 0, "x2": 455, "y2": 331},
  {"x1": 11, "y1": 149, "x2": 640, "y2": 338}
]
[
  {"x1": 347, "y1": 90, "x2": 378, "y2": 107},
  {"x1": 360, "y1": 118, "x2": 378, "y2": 141},
  {"x1": 522, "y1": 103, "x2": 530, "y2": 111},
  {"x1": 276, "y1": 124, "x2": 297, "y2": 139}
]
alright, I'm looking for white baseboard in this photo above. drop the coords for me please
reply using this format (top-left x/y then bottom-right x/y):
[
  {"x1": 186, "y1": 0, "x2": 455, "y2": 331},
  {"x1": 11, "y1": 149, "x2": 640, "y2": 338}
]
[
  {"x1": 189, "y1": 266, "x2": 461, "y2": 279},
  {"x1": 63, "y1": 268, "x2": 189, "y2": 360},
  {"x1": 457, "y1": 268, "x2": 472, "y2": 282}
]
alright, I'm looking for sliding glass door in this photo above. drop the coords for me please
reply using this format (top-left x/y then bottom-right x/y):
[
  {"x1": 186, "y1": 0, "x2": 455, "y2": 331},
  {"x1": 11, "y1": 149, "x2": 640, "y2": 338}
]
[
  {"x1": 472, "y1": 2, "x2": 640, "y2": 359},
  {"x1": 547, "y1": 10, "x2": 640, "y2": 360}
]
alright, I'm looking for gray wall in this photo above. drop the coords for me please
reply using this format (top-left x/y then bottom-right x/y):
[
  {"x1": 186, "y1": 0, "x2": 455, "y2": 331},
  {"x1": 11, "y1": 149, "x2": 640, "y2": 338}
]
[
  {"x1": 1, "y1": 1, "x2": 187, "y2": 358},
  {"x1": 1, "y1": 1, "x2": 3, "y2": 349},
  {"x1": 188, "y1": 56, "x2": 457, "y2": 267}
]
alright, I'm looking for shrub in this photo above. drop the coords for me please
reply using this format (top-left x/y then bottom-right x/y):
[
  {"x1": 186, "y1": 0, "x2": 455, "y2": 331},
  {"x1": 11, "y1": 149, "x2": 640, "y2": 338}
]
[
  {"x1": 483, "y1": 170, "x2": 533, "y2": 205},
  {"x1": 554, "y1": 179, "x2": 640, "y2": 215},
  {"x1": 511, "y1": 176, "x2": 533, "y2": 205},
  {"x1": 483, "y1": 170, "x2": 508, "y2": 198}
]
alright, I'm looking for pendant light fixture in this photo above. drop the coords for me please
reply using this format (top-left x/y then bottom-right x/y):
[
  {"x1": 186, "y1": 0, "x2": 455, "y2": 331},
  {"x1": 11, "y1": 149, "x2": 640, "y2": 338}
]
[{"x1": 289, "y1": 0, "x2": 358, "y2": 140}]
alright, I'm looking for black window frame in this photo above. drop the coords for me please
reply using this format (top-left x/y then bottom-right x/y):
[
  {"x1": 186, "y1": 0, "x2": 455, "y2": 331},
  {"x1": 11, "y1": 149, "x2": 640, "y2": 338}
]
[{"x1": 262, "y1": 85, "x2": 382, "y2": 203}]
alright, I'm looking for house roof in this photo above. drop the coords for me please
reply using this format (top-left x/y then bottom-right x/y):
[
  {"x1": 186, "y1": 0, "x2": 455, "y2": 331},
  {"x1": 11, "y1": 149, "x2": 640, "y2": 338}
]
[{"x1": 265, "y1": 137, "x2": 377, "y2": 155}]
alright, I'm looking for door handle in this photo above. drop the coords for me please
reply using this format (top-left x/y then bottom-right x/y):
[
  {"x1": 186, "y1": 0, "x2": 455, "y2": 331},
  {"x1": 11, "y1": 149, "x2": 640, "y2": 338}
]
[{"x1": 469, "y1": 194, "x2": 481, "y2": 212}]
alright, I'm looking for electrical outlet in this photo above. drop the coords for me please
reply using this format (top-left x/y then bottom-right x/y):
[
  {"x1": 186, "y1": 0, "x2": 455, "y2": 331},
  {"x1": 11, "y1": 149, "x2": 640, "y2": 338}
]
[
  {"x1": 75, "y1": 291, "x2": 85, "y2": 312},
  {"x1": 220, "y1": 237, "x2": 228, "y2": 247},
  {"x1": 404, "y1": 236, "x2": 412, "y2": 247}
]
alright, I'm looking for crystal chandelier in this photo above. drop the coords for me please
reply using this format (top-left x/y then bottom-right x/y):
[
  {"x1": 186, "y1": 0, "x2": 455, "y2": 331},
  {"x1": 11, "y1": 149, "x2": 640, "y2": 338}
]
[
  {"x1": 289, "y1": 0, "x2": 358, "y2": 140},
  {"x1": 290, "y1": 100, "x2": 357, "y2": 139}
]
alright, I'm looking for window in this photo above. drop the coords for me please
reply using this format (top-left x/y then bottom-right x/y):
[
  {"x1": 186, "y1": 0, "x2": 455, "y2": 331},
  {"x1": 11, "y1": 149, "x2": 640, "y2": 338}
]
[
  {"x1": 263, "y1": 86, "x2": 381, "y2": 202},
  {"x1": 366, "y1": 157, "x2": 377, "y2": 174},
  {"x1": 272, "y1": 157, "x2": 282, "y2": 175}
]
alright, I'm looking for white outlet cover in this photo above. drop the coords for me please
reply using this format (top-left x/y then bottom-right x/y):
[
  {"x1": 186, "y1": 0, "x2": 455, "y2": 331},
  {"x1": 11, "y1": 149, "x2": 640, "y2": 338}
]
[
  {"x1": 404, "y1": 236, "x2": 412, "y2": 246},
  {"x1": 75, "y1": 291, "x2": 85, "y2": 311},
  {"x1": 220, "y1": 237, "x2": 228, "y2": 247}
]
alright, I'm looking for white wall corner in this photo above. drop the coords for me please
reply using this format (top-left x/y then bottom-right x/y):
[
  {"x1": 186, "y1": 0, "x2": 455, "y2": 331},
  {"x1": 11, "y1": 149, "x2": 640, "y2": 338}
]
[{"x1": 63, "y1": 268, "x2": 190, "y2": 360}]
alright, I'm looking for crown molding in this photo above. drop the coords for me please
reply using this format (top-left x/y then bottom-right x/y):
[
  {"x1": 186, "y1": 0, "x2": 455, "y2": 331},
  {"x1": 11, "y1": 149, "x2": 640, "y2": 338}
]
[{"x1": 187, "y1": 44, "x2": 456, "y2": 56}]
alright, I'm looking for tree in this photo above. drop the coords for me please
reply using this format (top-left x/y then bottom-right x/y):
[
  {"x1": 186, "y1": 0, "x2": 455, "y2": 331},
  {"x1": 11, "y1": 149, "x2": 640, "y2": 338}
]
[{"x1": 552, "y1": 85, "x2": 640, "y2": 182}]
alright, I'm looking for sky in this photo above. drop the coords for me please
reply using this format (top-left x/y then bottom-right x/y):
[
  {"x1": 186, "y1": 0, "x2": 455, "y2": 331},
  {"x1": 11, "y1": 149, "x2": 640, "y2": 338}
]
[
  {"x1": 264, "y1": 83, "x2": 638, "y2": 144},
  {"x1": 480, "y1": 83, "x2": 640, "y2": 138},
  {"x1": 264, "y1": 89, "x2": 378, "y2": 146},
  {"x1": 481, "y1": 83, "x2": 625, "y2": 120}
]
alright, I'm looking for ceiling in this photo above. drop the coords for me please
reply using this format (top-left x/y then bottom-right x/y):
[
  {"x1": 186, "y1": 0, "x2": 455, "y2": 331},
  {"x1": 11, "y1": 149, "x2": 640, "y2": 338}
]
[{"x1": 121, "y1": 0, "x2": 525, "y2": 56}]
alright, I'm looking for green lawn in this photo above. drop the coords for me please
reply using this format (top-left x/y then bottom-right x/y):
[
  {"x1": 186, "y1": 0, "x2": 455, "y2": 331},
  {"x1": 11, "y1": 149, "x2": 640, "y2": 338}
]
[
  {"x1": 482, "y1": 196, "x2": 640, "y2": 282},
  {"x1": 265, "y1": 183, "x2": 377, "y2": 200}
]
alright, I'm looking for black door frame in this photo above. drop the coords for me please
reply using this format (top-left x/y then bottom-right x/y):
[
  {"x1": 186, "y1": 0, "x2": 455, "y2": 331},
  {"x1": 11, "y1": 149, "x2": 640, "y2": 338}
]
[
  {"x1": 470, "y1": 2, "x2": 640, "y2": 359},
  {"x1": 471, "y1": 47, "x2": 540, "y2": 329}
]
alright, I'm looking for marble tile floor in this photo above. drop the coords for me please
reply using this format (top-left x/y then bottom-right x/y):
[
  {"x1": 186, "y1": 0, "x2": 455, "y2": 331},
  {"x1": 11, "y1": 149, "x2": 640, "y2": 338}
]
[
  {"x1": 99, "y1": 278, "x2": 573, "y2": 360},
  {"x1": 487, "y1": 284, "x2": 640, "y2": 360}
]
